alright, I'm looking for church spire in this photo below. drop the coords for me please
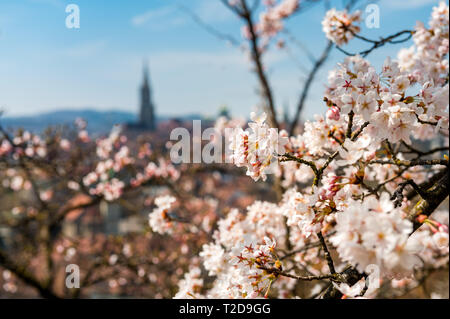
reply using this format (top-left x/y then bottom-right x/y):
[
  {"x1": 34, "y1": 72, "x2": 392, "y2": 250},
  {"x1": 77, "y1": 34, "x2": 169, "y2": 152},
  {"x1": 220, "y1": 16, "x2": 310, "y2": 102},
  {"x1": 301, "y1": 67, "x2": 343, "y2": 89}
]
[
  {"x1": 142, "y1": 59, "x2": 149, "y2": 88},
  {"x1": 139, "y1": 60, "x2": 155, "y2": 131}
]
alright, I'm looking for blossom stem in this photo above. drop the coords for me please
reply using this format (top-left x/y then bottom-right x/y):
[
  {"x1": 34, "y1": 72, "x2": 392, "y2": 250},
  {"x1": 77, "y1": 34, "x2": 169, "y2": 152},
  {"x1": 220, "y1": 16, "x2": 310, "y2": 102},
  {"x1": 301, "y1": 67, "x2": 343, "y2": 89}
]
[
  {"x1": 369, "y1": 159, "x2": 449, "y2": 167},
  {"x1": 279, "y1": 153, "x2": 318, "y2": 174},
  {"x1": 257, "y1": 265, "x2": 340, "y2": 282},
  {"x1": 336, "y1": 29, "x2": 414, "y2": 57}
]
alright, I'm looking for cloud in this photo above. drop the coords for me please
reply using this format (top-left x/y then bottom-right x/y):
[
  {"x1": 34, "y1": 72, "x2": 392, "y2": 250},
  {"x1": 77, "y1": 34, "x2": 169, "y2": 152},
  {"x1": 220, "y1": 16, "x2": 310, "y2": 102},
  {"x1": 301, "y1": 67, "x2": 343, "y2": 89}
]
[
  {"x1": 131, "y1": 6, "x2": 181, "y2": 27},
  {"x1": 381, "y1": 0, "x2": 441, "y2": 9}
]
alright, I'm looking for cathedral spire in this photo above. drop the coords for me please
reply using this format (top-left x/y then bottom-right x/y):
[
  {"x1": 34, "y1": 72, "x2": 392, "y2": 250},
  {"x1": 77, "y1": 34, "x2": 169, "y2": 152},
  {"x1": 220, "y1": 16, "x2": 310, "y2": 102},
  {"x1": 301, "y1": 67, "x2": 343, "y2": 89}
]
[
  {"x1": 142, "y1": 59, "x2": 149, "y2": 88},
  {"x1": 139, "y1": 60, "x2": 155, "y2": 131}
]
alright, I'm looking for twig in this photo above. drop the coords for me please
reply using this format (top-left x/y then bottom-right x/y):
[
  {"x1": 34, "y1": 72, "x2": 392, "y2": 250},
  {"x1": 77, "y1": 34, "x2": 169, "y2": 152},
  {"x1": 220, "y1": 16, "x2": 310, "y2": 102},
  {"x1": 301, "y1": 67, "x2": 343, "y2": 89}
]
[
  {"x1": 258, "y1": 265, "x2": 340, "y2": 282},
  {"x1": 369, "y1": 159, "x2": 449, "y2": 167},
  {"x1": 336, "y1": 29, "x2": 414, "y2": 57},
  {"x1": 317, "y1": 231, "x2": 336, "y2": 274},
  {"x1": 289, "y1": 41, "x2": 334, "y2": 135},
  {"x1": 178, "y1": 4, "x2": 241, "y2": 47},
  {"x1": 280, "y1": 231, "x2": 336, "y2": 260}
]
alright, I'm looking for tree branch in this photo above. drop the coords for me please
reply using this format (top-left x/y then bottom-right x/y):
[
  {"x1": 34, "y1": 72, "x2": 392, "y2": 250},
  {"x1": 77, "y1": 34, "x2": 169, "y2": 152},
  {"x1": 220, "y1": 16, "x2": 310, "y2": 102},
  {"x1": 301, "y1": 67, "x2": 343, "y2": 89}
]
[
  {"x1": 289, "y1": 41, "x2": 334, "y2": 135},
  {"x1": 0, "y1": 249, "x2": 59, "y2": 298}
]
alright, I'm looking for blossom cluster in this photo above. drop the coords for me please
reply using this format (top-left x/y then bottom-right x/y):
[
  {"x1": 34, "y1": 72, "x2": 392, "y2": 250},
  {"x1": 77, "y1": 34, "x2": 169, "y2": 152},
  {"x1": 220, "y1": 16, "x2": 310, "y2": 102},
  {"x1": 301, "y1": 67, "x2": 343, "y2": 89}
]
[
  {"x1": 172, "y1": 201, "x2": 297, "y2": 298},
  {"x1": 174, "y1": 266, "x2": 204, "y2": 299},
  {"x1": 398, "y1": 2, "x2": 449, "y2": 86},
  {"x1": 82, "y1": 126, "x2": 179, "y2": 201},
  {"x1": 148, "y1": 195, "x2": 177, "y2": 235},
  {"x1": 256, "y1": 0, "x2": 299, "y2": 39},
  {"x1": 322, "y1": 8, "x2": 361, "y2": 45},
  {"x1": 0, "y1": 130, "x2": 47, "y2": 159},
  {"x1": 228, "y1": 236, "x2": 281, "y2": 298},
  {"x1": 82, "y1": 126, "x2": 133, "y2": 201},
  {"x1": 331, "y1": 194, "x2": 419, "y2": 277},
  {"x1": 228, "y1": 112, "x2": 288, "y2": 181},
  {"x1": 130, "y1": 158, "x2": 180, "y2": 188},
  {"x1": 0, "y1": 131, "x2": 49, "y2": 192},
  {"x1": 325, "y1": 53, "x2": 448, "y2": 145}
]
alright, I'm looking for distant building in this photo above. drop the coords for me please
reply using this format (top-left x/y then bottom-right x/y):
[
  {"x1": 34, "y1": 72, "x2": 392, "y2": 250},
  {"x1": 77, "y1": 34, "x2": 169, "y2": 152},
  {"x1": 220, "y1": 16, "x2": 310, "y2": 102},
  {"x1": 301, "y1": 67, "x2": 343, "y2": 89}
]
[
  {"x1": 126, "y1": 62, "x2": 156, "y2": 131},
  {"x1": 139, "y1": 63, "x2": 156, "y2": 130}
]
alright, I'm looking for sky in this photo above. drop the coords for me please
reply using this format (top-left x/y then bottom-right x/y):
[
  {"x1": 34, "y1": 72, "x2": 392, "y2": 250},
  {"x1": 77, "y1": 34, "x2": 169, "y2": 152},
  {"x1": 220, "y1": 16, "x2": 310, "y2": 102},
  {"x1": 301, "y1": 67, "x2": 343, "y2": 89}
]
[{"x1": 0, "y1": 0, "x2": 445, "y2": 120}]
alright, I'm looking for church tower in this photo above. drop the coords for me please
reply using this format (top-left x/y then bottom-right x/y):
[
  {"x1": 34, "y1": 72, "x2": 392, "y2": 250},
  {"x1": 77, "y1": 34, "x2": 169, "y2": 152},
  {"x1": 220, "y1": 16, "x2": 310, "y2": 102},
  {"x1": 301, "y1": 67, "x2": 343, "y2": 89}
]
[{"x1": 139, "y1": 62, "x2": 156, "y2": 131}]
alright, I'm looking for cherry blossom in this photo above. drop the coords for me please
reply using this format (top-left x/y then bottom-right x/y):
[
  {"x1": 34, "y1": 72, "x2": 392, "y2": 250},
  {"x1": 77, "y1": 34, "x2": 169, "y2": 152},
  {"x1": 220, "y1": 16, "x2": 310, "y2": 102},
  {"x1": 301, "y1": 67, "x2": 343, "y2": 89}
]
[
  {"x1": 148, "y1": 195, "x2": 177, "y2": 235},
  {"x1": 322, "y1": 9, "x2": 361, "y2": 45},
  {"x1": 229, "y1": 112, "x2": 288, "y2": 181}
]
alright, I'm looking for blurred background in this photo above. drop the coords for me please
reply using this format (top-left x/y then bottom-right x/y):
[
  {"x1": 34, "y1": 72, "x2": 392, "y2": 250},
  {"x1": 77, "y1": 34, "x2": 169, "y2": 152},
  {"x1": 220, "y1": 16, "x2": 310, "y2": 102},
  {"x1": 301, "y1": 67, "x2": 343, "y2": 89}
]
[{"x1": 0, "y1": 0, "x2": 447, "y2": 299}]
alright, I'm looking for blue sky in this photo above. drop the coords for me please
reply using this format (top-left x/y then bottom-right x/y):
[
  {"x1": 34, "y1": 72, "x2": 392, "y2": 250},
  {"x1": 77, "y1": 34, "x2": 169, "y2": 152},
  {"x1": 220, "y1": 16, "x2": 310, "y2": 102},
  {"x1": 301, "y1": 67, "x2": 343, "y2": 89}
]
[{"x1": 0, "y1": 0, "x2": 444, "y2": 120}]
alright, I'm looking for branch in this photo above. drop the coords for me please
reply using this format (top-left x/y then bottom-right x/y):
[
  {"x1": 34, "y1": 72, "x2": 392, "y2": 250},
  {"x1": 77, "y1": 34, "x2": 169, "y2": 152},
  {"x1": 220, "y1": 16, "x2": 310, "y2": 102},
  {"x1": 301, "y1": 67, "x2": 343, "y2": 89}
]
[
  {"x1": 317, "y1": 231, "x2": 336, "y2": 274},
  {"x1": 336, "y1": 30, "x2": 414, "y2": 57},
  {"x1": 222, "y1": 0, "x2": 279, "y2": 128},
  {"x1": 289, "y1": 41, "x2": 334, "y2": 135},
  {"x1": 179, "y1": 4, "x2": 241, "y2": 47},
  {"x1": 281, "y1": 120, "x2": 370, "y2": 186},
  {"x1": 279, "y1": 153, "x2": 318, "y2": 174},
  {"x1": 401, "y1": 142, "x2": 449, "y2": 158},
  {"x1": 407, "y1": 168, "x2": 449, "y2": 232},
  {"x1": 257, "y1": 265, "x2": 341, "y2": 282},
  {"x1": 391, "y1": 179, "x2": 429, "y2": 207},
  {"x1": 406, "y1": 169, "x2": 448, "y2": 200},
  {"x1": 0, "y1": 249, "x2": 59, "y2": 298},
  {"x1": 369, "y1": 159, "x2": 449, "y2": 167},
  {"x1": 280, "y1": 231, "x2": 337, "y2": 260}
]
